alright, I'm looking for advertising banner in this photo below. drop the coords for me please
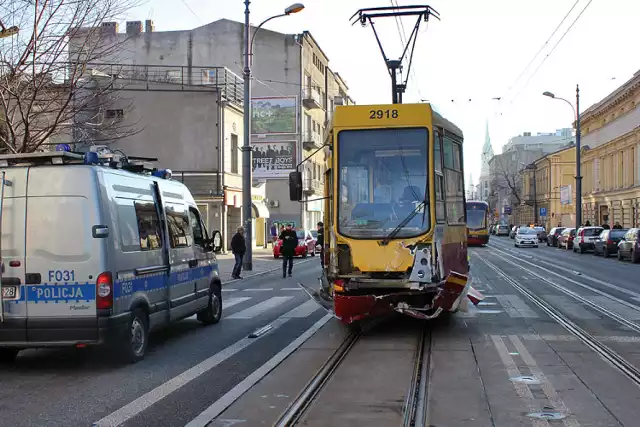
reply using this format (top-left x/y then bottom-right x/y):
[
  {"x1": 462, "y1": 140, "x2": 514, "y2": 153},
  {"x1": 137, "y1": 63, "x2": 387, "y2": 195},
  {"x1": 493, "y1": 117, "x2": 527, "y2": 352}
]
[
  {"x1": 252, "y1": 141, "x2": 296, "y2": 178},
  {"x1": 560, "y1": 185, "x2": 572, "y2": 205},
  {"x1": 251, "y1": 97, "x2": 297, "y2": 134}
]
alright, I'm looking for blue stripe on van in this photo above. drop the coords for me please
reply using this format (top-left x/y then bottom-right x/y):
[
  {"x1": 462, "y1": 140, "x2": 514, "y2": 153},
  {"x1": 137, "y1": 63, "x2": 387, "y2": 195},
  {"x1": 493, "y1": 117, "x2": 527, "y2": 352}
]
[{"x1": 4, "y1": 262, "x2": 218, "y2": 304}]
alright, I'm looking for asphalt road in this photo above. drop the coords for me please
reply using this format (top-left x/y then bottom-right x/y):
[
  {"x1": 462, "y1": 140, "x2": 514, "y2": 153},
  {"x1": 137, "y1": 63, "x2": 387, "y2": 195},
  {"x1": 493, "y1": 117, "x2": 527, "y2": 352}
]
[
  {"x1": 205, "y1": 246, "x2": 640, "y2": 427},
  {"x1": 0, "y1": 256, "x2": 323, "y2": 427},
  {"x1": 5, "y1": 238, "x2": 640, "y2": 427}
]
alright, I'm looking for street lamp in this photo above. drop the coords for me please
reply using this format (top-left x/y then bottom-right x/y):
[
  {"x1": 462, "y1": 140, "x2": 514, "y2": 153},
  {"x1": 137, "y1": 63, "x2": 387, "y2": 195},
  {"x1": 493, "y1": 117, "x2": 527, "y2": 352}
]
[
  {"x1": 242, "y1": 2, "x2": 304, "y2": 271},
  {"x1": 543, "y1": 85, "x2": 581, "y2": 227}
]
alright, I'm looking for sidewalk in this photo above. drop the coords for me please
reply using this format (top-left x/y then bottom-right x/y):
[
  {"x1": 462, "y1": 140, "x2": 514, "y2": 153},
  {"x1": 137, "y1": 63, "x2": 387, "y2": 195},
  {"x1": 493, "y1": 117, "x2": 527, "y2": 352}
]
[{"x1": 215, "y1": 247, "x2": 295, "y2": 280}]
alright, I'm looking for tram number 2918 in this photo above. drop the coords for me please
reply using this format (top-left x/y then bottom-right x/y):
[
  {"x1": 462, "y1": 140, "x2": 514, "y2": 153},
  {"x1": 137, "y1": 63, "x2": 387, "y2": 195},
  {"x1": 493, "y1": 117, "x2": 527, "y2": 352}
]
[{"x1": 369, "y1": 109, "x2": 399, "y2": 119}]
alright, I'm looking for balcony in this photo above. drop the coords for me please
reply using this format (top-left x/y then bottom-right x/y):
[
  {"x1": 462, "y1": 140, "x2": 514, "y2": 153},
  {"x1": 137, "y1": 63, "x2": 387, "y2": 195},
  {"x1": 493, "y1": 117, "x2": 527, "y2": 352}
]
[
  {"x1": 303, "y1": 178, "x2": 323, "y2": 195},
  {"x1": 302, "y1": 130, "x2": 323, "y2": 150},
  {"x1": 303, "y1": 87, "x2": 323, "y2": 110}
]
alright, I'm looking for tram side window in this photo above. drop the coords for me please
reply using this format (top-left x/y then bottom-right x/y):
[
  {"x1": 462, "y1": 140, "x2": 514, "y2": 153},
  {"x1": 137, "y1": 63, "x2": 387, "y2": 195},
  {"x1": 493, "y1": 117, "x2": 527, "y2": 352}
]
[
  {"x1": 443, "y1": 135, "x2": 464, "y2": 224},
  {"x1": 434, "y1": 130, "x2": 445, "y2": 222}
]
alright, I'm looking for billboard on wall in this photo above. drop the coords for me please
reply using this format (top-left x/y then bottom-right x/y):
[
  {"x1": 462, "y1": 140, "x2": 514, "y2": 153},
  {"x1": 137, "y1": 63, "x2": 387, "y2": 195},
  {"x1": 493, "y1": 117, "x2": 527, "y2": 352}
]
[
  {"x1": 252, "y1": 141, "x2": 296, "y2": 178},
  {"x1": 251, "y1": 96, "x2": 297, "y2": 134},
  {"x1": 560, "y1": 185, "x2": 572, "y2": 205}
]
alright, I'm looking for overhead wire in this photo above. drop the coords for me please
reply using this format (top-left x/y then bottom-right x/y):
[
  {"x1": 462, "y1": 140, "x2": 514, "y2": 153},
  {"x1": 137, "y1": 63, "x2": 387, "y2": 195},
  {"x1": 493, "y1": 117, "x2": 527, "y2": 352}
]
[
  {"x1": 500, "y1": 0, "x2": 581, "y2": 105},
  {"x1": 180, "y1": 0, "x2": 203, "y2": 25},
  {"x1": 507, "y1": 0, "x2": 595, "y2": 106}
]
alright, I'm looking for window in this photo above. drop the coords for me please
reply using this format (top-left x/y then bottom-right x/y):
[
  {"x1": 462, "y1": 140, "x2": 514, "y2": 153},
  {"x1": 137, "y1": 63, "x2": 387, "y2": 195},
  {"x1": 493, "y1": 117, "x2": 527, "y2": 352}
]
[
  {"x1": 231, "y1": 134, "x2": 238, "y2": 174},
  {"x1": 135, "y1": 201, "x2": 163, "y2": 251},
  {"x1": 166, "y1": 204, "x2": 192, "y2": 248},
  {"x1": 189, "y1": 207, "x2": 206, "y2": 247},
  {"x1": 443, "y1": 134, "x2": 464, "y2": 224},
  {"x1": 434, "y1": 129, "x2": 445, "y2": 222}
]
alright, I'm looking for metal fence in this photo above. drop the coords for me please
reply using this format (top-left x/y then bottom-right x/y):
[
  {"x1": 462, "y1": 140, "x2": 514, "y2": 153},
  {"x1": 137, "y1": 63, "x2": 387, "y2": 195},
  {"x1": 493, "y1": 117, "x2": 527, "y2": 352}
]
[{"x1": 85, "y1": 63, "x2": 244, "y2": 106}]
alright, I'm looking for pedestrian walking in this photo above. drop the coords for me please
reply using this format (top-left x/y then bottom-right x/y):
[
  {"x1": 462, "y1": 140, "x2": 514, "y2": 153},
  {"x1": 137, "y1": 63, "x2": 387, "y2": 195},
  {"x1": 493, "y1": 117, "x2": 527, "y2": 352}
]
[
  {"x1": 279, "y1": 223, "x2": 298, "y2": 278},
  {"x1": 316, "y1": 221, "x2": 325, "y2": 268},
  {"x1": 230, "y1": 226, "x2": 246, "y2": 279}
]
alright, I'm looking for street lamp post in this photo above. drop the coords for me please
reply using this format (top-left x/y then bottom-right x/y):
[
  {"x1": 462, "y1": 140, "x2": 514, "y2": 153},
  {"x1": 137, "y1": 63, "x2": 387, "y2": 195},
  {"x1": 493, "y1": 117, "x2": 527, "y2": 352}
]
[
  {"x1": 242, "y1": 2, "x2": 304, "y2": 271},
  {"x1": 543, "y1": 85, "x2": 581, "y2": 227}
]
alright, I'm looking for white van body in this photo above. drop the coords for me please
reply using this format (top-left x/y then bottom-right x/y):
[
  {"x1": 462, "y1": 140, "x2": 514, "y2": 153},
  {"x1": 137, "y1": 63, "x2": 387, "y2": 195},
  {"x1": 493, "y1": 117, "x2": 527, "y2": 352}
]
[{"x1": 0, "y1": 152, "x2": 222, "y2": 363}]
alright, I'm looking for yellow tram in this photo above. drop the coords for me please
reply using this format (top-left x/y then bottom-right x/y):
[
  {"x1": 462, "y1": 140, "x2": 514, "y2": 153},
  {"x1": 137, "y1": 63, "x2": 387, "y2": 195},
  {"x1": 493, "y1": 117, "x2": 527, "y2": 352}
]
[
  {"x1": 290, "y1": 103, "x2": 482, "y2": 325},
  {"x1": 466, "y1": 200, "x2": 491, "y2": 246}
]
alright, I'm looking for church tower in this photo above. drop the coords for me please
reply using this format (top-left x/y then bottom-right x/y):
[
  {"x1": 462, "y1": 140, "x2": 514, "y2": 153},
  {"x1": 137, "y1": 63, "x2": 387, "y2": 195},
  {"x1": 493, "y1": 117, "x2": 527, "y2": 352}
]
[{"x1": 478, "y1": 119, "x2": 494, "y2": 201}]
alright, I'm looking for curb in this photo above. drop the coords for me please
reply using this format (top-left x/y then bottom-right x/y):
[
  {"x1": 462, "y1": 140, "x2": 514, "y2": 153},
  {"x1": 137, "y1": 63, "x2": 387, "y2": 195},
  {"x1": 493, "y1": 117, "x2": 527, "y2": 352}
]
[{"x1": 222, "y1": 257, "x2": 316, "y2": 285}]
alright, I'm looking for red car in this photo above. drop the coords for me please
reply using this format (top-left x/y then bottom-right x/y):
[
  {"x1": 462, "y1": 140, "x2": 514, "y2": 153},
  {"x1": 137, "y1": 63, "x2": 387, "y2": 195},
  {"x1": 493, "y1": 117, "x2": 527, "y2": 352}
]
[{"x1": 273, "y1": 229, "x2": 317, "y2": 258}]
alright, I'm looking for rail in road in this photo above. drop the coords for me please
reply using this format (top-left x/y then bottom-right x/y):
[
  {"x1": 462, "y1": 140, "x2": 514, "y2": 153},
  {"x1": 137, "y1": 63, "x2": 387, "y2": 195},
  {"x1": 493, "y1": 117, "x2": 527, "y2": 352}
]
[{"x1": 5, "y1": 251, "x2": 640, "y2": 426}]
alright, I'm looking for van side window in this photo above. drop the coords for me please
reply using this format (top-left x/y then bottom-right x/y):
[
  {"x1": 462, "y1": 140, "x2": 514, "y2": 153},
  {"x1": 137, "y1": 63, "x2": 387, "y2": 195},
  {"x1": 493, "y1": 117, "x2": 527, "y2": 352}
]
[
  {"x1": 167, "y1": 212, "x2": 192, "y2": 248},
  {"x1": 189, "y1": 207, "x2": 206, "y2": 247},
  {"x1": 134, "y1": 201, "x2": 163, "y2": 251}
]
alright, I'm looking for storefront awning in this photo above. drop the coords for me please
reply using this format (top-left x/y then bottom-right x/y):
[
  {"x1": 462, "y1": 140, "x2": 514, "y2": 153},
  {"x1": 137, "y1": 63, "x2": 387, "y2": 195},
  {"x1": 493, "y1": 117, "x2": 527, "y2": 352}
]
[{"x1": 252, "y1": 201, "x2": 270, "y2": 218}]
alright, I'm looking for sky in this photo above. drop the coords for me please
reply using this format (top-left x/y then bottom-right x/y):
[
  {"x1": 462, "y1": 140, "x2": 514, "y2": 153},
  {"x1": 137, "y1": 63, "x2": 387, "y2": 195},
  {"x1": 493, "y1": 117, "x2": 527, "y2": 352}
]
[{"x1": 124, "y1": 0, "x2": 639, "y2": 184}]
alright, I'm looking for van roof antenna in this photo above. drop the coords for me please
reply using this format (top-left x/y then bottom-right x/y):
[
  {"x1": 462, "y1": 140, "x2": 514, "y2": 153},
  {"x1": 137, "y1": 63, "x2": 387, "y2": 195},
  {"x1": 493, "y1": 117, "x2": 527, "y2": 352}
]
[{"x1": 350, "y1": 5, "x2": 439, "y2": 104}]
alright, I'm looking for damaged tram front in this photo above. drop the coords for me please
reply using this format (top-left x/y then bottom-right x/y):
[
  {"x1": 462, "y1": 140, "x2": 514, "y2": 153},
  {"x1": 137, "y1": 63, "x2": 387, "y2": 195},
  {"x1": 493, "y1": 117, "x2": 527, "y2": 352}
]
[{"x1": 289, "y1": 103, "x2": 483, "y2": 325}]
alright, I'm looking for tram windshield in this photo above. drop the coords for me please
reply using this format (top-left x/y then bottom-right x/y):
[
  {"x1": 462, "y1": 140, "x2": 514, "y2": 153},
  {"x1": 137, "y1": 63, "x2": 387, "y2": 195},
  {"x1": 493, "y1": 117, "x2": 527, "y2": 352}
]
[
  {"x1": 337, "y1": 127, "x2": 429, "y2": 239},
  {"x1": 466, "y1": 205, "x2": 488, "y2": 229}
]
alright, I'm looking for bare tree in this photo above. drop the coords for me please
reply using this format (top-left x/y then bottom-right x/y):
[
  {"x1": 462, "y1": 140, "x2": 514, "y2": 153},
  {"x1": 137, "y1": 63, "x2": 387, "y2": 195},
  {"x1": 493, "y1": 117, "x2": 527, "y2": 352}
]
[
  {"x1": 0, "y1": 0, "x2": 140, "y2": 153},
  {"x1": 491, "y1": 153, "x2": 522, "y2": 206}
]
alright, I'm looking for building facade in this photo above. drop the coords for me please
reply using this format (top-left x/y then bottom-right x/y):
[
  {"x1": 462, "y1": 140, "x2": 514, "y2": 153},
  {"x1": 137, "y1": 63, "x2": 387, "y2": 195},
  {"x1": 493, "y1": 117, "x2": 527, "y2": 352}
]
[
  {"x1": 91, "y1": 19, "x2": 353, "y2": 232},
  {"x1": 580, "y1": 69, "x2": 640, "y2": 227},
  {"x1": 520, "y1": 145, "x2": 577, "y2": 229}
]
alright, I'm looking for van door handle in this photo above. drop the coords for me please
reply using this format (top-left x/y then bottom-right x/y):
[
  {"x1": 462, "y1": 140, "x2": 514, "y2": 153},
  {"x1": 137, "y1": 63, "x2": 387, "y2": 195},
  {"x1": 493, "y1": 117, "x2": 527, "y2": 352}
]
[{"x1": 188, "y1": 259, "x2": 198, "y2": 268}]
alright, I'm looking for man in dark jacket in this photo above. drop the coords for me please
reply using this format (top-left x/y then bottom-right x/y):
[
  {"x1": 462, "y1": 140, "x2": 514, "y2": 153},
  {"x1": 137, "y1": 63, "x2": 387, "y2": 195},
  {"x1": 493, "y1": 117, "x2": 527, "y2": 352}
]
[
  {"x1": 230, "y1": 226, "x2": 246, "y2": 279},
  {"x1": 279, "y1": 224, "x2": 298, "y2": 278},
  {"x1": 316, "y1": 221, "x2": 324, "y2": 268}
]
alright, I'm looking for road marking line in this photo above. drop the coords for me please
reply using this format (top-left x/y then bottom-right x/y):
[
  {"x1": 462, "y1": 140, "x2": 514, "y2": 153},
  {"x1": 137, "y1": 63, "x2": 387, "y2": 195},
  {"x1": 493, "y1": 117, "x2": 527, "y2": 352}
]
[
  {"x1": 242, "y1": 288, "x2": 273, "y2": 292},
  {"x1": 92, "y1": 302, "x2": 313, "y2": 427},
  {"x1": 495, "y1": 295, "x2": 539, "y2": 318},
  {"x1": 542, "y1": 295, "x2": 600, "y2": 320},
  {"x1": 509, "y1": 335, "x2": 580, "y2": 427},
  {"x1": 184, "y1": 314, "x2": 333, "y2": 427},
  {"x1": 222, "y1": 289, "x2": 238, "y2": 292},
  {"x1": 282, "y1": 299, "x2": 320, "y2": 318},
  {"x1": 227, "y1": 297, "x2": 294, "y2": 319},
  {"x1": 491, "y1": 335, "x2": 549, "y2": 427},
  {"x1": 281, "y1": 287, "x2": 304, "y2": 291}
]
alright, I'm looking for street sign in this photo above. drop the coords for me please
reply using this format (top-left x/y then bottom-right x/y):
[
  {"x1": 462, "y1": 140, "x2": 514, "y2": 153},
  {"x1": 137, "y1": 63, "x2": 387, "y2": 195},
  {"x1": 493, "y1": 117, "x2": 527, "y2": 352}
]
[
  {"x1": 503, "y1": 206, "x2": 512, "y2": 215},
  {"x1": 540, "y1": 207, "x2": 547, "y2": 217}
]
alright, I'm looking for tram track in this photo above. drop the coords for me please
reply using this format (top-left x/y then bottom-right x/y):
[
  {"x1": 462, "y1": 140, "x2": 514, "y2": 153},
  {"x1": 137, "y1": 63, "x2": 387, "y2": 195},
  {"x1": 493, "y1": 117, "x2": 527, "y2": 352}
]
[
  {"x1": 272, "y1": 324, "x2": 433, "y2": 426},
  {"x1": 477, "y1": 254, "x2": 640, "y2": 389}
]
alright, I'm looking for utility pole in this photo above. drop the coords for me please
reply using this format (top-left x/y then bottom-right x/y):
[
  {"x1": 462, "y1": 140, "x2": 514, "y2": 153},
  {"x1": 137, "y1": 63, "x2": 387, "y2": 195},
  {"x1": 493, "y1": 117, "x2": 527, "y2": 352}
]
[
  {"x1": 575, "y1": 84, "x2": 582, "y2": 227},
  {"x1": 242, "y1": 0, "x2": 253, "y2": 271}
]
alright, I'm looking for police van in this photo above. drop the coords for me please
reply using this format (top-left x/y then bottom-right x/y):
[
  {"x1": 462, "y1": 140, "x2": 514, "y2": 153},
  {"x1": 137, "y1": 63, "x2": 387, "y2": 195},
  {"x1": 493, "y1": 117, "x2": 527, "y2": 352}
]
[{"x1": 0, "y1": 150, "x2": 223, "y2": 363}]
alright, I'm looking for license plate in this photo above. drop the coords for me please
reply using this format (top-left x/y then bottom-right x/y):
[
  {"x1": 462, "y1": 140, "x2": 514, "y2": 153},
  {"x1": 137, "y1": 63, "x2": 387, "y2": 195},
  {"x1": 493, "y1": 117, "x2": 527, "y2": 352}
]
[{"x1": 1, "y1": 286, "x2": 17, "y2": 299}]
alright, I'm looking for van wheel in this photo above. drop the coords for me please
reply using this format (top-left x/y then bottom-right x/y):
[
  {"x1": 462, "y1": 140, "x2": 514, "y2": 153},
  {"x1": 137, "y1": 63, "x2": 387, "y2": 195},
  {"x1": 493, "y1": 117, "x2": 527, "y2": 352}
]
[
  {"x1": 121, "y1": 308, "x2": 149, "y2": 364},
  {"x1": 198, "y1": 282, "x2": 222, "y2": 325},
  {"x1": 0, "y1": 348, "x2": 19, "y2": 363}
]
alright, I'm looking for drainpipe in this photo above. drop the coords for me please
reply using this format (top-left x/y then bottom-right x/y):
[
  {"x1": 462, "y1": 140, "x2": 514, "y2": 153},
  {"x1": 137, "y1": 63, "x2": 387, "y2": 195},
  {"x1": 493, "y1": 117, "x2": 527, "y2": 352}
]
[
  {"x1": 219, "y1": 90, "x2": 228, "y2": 254},
  {"x1": 298, "y1": 34, "x2": 305, "y2": 229}
]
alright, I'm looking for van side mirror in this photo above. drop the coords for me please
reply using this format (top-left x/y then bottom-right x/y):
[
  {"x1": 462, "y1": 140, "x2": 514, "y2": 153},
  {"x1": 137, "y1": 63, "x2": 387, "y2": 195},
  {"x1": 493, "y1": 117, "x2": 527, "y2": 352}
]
[{"x1": 289, "y1": 171, "x2": 303, "y2": 201}]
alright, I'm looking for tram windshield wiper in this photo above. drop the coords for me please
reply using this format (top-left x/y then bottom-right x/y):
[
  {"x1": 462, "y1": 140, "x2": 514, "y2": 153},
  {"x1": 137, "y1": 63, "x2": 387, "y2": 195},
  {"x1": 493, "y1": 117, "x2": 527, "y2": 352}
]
[{"x1": 379, "y1": 200, "x2": 426, "y2": 246}]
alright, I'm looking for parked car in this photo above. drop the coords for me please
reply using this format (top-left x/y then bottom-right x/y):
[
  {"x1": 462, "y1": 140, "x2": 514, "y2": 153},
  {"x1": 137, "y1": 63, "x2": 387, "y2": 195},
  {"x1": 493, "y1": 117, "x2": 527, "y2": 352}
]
[
  {"x1": 515, "y1": 227, "x2": 539, "y2": 248},
  {"x1": 557, "y1": 228, "x2": 576, "y2": 249},
  {"x1": 496, "y1": 224, "x2": 510, "y2": 236},
  {"x1": 573, "y1": 226, "x2": 604, "y2": 253},
  {"x1": 273, "y1": 229, "x2": 317, "y2": 258},
  {"x1": 617, "y1": 228, "x2": 640, "y2": 263},
  {"x1": 533, "y1": 226, "x2": 547, "y2": 242},
  {"x1": 547, "y1": 227, "x2": 566, "y2": 247},
  {"x1": 593, "y1": 228, "x2": 628, "y2": 257}
]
